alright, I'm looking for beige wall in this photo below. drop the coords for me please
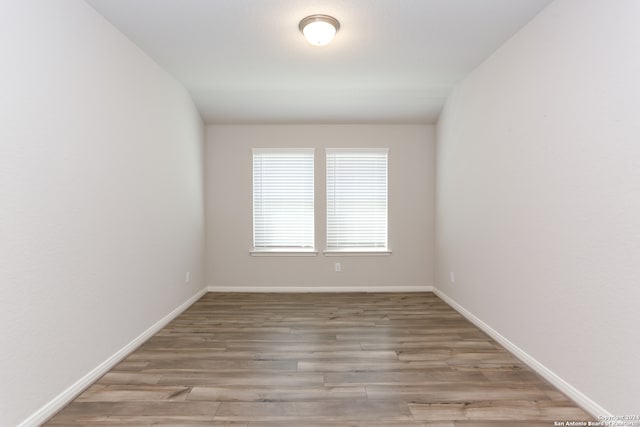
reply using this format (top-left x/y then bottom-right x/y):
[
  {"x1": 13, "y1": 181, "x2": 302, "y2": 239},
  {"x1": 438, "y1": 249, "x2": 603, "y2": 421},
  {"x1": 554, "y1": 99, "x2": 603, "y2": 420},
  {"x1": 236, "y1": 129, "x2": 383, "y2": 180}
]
[
  {"x1": 205, "y1": 124, "x2": 434, "y2": 289},
  {"x1": 0, "y1": 2, "x2": 205, "y2": 425},
  {"x1": 436, "y1": 0, "x2": 640, "y2": 415}
]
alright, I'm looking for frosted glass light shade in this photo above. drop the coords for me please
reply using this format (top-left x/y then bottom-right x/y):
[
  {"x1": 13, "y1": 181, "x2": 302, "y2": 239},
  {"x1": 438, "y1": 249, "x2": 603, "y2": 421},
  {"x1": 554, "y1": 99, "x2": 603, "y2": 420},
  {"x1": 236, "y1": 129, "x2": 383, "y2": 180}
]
[{"x1": 299, "y1": 15, "x2": 340, "y2": 46}]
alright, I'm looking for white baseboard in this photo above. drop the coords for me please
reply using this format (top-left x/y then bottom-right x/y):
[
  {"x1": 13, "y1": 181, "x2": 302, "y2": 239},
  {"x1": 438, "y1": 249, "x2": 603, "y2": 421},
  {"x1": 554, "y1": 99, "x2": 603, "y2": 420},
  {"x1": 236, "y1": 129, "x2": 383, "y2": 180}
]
[
  {"x1": 19, "y1": 287, "x2": 208, "y2": 427},
  {"x1": 207, "y1": 285, "x2": 434, "y2": 293},
  {"x1": 432, "y1": 288, "x2": 611, "y2": 419}
]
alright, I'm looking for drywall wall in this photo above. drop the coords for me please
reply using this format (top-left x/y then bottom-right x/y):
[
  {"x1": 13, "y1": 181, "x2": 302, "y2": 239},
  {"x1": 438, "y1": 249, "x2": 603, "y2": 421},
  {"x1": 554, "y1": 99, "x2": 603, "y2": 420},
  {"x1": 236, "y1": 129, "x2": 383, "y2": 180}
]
[
  {"x1": 0, "y1": 1, "x2": 205, "y2": 425},
  {"x1": 205, "y1": 124, "x2": 435, "y2": 289},
  {"x1": 436, "y1": 0, "x2": 640, "y2": 415}
]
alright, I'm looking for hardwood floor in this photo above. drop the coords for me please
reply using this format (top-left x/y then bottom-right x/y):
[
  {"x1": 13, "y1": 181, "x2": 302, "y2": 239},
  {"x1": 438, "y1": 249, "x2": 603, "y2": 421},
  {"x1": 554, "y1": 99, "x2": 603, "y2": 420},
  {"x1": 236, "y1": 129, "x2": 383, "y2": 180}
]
[{"x1": 46, "y1": 292, "x2": 592, "y2": 426}]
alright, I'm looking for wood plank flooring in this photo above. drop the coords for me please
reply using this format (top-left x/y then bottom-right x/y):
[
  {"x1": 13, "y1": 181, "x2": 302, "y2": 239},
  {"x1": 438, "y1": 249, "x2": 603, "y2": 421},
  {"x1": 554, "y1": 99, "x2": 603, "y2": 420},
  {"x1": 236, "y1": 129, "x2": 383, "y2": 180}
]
[{"x1": 46, "y1": 292, "x2": 592, "y2": 426}]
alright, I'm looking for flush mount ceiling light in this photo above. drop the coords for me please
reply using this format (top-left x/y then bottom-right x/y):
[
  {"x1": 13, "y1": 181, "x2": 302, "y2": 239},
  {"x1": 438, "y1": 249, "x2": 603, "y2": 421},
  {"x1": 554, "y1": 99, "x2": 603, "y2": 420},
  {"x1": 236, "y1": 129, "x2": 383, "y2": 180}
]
[{"x1": 299, "y1": 14, "x2": 340, "y2": 46}]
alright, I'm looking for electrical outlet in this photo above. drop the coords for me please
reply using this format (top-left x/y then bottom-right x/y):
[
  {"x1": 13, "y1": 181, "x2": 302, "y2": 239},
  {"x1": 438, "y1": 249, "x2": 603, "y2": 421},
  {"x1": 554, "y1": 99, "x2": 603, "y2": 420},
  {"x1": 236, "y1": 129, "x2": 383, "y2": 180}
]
[
  {"x1": 335, "y1": 262, "x2": 341, "y2": 272},
  {"x1": 186, "y1": 272, "x2": 190, "y2": 284},
  {"x1": 450, "y1": 272, "x2": 455, "y2": 283}
]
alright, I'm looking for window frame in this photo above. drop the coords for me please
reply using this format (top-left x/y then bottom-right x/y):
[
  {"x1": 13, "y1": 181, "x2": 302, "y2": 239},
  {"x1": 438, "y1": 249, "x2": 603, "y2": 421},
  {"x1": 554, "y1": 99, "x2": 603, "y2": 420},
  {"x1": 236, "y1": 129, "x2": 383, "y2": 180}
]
[
  {"x1": 251, "y1": 148, "x2": 317, "y2": 256},
  {"x1": 324, "y1": 148, "x2": 391, "y2": 255}
]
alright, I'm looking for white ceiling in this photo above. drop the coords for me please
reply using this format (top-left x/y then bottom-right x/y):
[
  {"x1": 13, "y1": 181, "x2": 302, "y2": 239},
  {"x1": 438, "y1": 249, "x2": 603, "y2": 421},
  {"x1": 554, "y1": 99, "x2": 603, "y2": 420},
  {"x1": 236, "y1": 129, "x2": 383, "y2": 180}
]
[{"x1": 85, "y1": 0, "x2": 552, "y2": 124}]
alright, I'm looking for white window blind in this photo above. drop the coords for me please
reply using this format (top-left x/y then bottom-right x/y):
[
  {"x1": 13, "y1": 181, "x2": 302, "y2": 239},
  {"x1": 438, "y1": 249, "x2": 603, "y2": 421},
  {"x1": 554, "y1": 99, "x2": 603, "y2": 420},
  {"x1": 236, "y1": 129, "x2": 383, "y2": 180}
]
[
  {"x1": 252, "y1": 148, "x2": 315, "y2": 251},
  {"x1": 326, "y1": 148, "x2": 388, "y2": 252}
]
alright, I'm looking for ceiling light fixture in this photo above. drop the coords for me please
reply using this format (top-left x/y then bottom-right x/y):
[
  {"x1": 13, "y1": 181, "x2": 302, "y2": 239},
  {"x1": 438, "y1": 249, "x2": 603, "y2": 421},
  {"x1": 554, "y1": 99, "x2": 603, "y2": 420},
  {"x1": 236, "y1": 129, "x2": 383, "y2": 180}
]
[{"x1": 299, "y1": 14, "x2": 340, "y2": 46}]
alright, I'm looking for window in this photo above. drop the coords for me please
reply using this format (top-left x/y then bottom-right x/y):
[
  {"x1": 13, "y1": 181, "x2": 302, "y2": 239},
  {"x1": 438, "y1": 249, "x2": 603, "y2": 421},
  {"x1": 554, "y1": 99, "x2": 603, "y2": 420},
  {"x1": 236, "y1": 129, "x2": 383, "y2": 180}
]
[
  {"x1": 326, "y1": 148, "x2": 389, "y2": 253},
  {"x1": 252, "y1": 148, "x2": 315, "y2": 253}
]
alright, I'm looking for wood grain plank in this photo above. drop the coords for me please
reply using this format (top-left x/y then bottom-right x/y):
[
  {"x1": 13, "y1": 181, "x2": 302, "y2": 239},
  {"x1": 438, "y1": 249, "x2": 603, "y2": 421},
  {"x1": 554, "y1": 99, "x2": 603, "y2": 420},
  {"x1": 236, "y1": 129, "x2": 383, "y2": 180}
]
[{"x1": 45, "y1": 292, "x2": 592, "y2": 425}]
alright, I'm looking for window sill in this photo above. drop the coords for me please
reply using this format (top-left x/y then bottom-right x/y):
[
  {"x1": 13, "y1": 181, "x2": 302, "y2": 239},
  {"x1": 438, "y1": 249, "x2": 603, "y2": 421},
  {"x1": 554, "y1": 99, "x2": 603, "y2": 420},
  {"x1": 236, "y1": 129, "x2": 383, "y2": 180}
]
[
  {"x1": 323, "y1": 249, "x2": 392, "y2": 257},
  {"x1": 251, "y1": 249, "x2": 318, "y2": 257}
]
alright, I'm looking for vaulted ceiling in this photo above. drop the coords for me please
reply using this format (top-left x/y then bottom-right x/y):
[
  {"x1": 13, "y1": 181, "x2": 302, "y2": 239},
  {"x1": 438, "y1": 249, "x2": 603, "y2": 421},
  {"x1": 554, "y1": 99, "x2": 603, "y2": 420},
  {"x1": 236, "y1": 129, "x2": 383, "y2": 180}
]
[{"x1": 85, "y1": 0, "x2": 553, "y2": 124}]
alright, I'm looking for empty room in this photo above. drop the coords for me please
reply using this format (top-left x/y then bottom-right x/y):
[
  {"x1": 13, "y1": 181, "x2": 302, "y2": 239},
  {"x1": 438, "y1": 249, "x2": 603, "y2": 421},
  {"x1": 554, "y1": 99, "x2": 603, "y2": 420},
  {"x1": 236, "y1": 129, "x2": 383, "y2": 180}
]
[{"x1": 2, "y1": 0, "x2": 639, "y2": 426}]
